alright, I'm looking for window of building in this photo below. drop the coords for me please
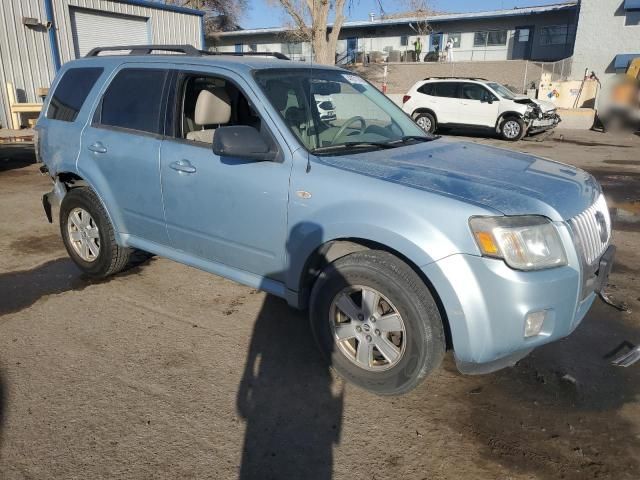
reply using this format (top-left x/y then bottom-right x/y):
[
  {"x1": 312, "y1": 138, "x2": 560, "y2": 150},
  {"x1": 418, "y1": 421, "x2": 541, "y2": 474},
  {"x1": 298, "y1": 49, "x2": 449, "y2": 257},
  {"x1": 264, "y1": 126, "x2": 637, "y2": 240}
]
[
  {"x1": 98, "y1": 69, "x2": 167, "y2": 135},
  {"x1": 539, "y1": 25, "x2": 569, "y2": 45},
  {"x1": 473, "y1": 30, "x2": 507, "y2": 47},
  {"x1": 248, "y1": 43, "x2": 258, "y2": 52},
  {"x1": 626, "y1": 10, "x2": 640, "y2": 26},
  {"x1": 400, "y1": 35, "x2": 409, "y2": 46},
  {"x1": 234, "y1": 43, "x2": 243, "y2": 53},
  {"x1": 517, "y1": 28, "x2": 530, "y2": 42},
  {"x1": 282, "y1": 42, "x2": 303, "y2": 55},
  {"x1": 473, "y1": 31, "x2": 487, "y2": 47},
  {"x1": 46, "y1": 67, "x2": 103, "y2": 122},
  {"x1": 447, "y1": 33, "x2": 461, "y2": 48}
]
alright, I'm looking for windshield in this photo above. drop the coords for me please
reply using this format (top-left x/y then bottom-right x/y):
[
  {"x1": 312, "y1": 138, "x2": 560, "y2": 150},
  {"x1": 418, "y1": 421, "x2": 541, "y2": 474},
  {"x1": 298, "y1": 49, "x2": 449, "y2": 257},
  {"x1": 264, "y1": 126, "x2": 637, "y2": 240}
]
[
  {"x1": 254, "y1": 68, "x2": 433, "y2": 154},
  {"x1": 487, "y1": 82, "x2": 516, "y2": 100}
]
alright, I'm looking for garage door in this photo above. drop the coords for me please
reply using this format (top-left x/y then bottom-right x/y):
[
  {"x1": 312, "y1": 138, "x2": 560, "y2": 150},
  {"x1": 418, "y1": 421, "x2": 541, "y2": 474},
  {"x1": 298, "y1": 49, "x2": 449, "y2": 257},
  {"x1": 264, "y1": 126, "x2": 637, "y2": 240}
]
[{"x1": 70, "y1": 8, "x2": 149, "y2": 58}]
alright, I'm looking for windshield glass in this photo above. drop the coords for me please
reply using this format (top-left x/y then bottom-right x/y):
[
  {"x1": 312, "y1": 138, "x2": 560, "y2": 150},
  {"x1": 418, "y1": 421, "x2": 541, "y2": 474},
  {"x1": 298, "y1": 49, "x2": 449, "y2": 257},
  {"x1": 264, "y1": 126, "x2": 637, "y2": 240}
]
[
  {"x1": 487, "y1": 82, "x2": 516, "y2": 100},
  {"x1": 254, "y1": 68, "x2": 432, "y2": 154}
]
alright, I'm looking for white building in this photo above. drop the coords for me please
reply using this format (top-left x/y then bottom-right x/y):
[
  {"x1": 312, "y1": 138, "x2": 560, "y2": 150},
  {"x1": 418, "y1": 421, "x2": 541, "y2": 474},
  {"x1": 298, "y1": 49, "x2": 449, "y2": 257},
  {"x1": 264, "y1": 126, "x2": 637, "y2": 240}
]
[
  {"x1": 211, "y1": 3, "x2": 580, "y2": 63},
  {"x1": 0, "y1": 0, "x2": 204, "y2": 129}
]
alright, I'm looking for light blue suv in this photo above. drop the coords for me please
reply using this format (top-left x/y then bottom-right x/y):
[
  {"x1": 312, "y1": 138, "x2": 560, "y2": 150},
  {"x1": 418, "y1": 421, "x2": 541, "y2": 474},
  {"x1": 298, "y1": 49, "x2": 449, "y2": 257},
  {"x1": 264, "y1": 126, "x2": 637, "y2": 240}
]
[{"x1": 36, "y1": 45, "x2": 615, "y2": 395}]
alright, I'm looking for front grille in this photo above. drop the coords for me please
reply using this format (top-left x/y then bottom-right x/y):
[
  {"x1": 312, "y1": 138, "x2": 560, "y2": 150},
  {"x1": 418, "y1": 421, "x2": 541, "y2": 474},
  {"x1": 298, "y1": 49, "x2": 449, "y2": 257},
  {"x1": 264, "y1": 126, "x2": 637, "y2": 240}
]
[{"x1": 568, "y1": 194, "x2": 611, "y2": 267}]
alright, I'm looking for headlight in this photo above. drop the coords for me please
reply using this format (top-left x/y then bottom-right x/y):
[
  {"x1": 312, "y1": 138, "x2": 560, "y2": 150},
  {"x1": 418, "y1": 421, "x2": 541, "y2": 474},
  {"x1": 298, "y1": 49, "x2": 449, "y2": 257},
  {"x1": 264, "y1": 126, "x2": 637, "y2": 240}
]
[{"x1": 469, "y1": 216, "x2": 567, "y2": 270}]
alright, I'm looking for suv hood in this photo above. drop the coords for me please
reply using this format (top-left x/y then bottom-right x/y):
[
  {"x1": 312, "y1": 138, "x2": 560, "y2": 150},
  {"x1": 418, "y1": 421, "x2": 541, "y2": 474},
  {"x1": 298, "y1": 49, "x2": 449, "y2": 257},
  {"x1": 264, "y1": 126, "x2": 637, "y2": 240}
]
[
  {"x1": 317, "y1": 139, "x2": 600, "y2": 220},
  {"x1": 514, "y1": 95, "x2": 557, "y2": 113}
]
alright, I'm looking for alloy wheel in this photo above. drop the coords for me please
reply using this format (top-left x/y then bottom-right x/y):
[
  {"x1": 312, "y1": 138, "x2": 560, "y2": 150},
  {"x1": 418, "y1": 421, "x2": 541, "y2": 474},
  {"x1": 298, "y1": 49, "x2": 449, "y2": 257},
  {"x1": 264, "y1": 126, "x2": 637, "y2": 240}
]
[
  {"x1": 67, "y1": 207, "x2": 100, "y2": 262},
  {"x1": 329, "y1": 285, "x2": 407, "y2": 371}
]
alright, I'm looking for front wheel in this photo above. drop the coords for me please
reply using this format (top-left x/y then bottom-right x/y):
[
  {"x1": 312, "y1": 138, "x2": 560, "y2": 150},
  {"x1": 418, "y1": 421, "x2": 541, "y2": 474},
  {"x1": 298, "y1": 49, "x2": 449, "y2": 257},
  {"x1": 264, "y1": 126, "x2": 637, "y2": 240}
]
[
  {"x1": 500, "y1": 117, "x2": 525, "y2": 141},
  {"x1": 310, "y1": 250, "x2": 445, "y2": 395}
]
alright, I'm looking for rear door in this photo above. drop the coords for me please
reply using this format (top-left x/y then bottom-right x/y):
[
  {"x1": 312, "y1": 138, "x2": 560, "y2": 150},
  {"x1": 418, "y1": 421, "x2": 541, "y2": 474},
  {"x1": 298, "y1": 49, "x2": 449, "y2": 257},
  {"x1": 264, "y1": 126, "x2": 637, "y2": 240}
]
[
  {"x1": 459, "y1": 82, "x2": 500, "y2": 127},
  {"x1": 79, "y1": 65, "x2": 170, "y2": 245},
  {"x1": 432, "y1": 82, "x2": 460, "y2": 124}
]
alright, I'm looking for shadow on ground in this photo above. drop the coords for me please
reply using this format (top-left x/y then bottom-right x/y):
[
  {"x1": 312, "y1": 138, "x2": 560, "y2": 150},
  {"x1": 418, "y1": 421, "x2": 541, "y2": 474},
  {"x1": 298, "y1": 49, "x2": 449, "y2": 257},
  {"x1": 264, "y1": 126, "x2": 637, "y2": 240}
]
[
  {"x1": 236, "y1": 295, "x2": 344, "y2": 480},
  {"x1": 0, "y1": 144, "x2": 35, "y2": 173},
  {"x1": 0, "y1": 254, "x2": 154, "y2": 317}
]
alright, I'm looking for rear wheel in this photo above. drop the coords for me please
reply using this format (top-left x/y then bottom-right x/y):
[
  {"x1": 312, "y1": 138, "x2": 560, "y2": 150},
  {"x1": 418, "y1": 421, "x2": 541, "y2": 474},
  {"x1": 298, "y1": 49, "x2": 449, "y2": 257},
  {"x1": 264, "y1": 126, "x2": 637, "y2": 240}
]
[
  {"x1": 500, "y1": 117, "x2": 525, "y2": 141},
  {"x1": 310, "y1": 250, "x2": 445, "y2": 395},
  {"x1": 60, "y1": 188, "x2": 132, "y2": 278},
  {"x1": 414, "y1": 112, "x2": 437, "y2": 134}
]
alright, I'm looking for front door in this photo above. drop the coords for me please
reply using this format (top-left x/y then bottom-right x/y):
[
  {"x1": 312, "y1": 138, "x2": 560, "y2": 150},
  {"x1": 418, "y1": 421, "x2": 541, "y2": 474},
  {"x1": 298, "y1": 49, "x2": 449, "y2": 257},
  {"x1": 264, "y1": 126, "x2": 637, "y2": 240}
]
[
  {"x1": 458, "y1": 83, "x2": 500, "y2": 127},
  {"x1": 159, "y1": 69, "x2": 291, "y2": 281},
  {"x1": 512, "y1": 26, "x2": 534, "y2": 60},
  {"x1": 429, "y1": 33, "x2": 443, "y2": 54},
  {"x1": 79, "y1": 65, "x2": 169, "y2": 244}
]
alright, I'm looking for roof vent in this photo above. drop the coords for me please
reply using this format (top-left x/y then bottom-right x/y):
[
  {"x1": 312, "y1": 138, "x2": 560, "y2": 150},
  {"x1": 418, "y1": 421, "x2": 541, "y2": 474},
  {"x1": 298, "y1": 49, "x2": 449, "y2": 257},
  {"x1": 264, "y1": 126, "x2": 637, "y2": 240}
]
[{"x1": 369, "y1": 12, "x2": 376, "y2": 22}]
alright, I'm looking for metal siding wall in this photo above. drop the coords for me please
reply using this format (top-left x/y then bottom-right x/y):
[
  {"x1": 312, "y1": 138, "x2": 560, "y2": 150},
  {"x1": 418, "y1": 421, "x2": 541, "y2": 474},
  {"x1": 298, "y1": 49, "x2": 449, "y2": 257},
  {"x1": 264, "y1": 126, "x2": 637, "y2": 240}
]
[
  {"x1": 53, "y1": 0, "x2": 201, "y2": 63},
  {"x1": 0, "y1": 0, "x2": 55, "y2": 128}
]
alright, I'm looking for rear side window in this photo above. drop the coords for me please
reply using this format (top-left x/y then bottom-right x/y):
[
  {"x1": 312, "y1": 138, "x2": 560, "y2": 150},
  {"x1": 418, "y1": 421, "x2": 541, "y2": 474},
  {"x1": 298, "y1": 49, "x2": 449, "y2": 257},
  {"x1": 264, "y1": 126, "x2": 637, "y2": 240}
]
[
  {"x1": 418, "y1": 83, "x2": 434, "y2": 96},
  {"x1": 432, "y1": 82, "x2": 459, "y2": 98},
  {"x1": 98, "y1": 69, "x2": 168, "y2": 135},
  {"x1": 46, "y1": 67, "x2": 103, "y2": 122}
]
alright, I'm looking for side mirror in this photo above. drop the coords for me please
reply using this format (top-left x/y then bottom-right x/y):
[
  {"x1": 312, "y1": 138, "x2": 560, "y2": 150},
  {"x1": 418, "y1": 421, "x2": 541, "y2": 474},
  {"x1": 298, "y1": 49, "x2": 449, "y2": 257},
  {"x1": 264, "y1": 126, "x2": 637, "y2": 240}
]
[
  {"x1": 212, "y1": 126, "x2": 276, "y2": 161},
  {"x1": 482, "y1": 97, "x2": 493, "y2": 104}
]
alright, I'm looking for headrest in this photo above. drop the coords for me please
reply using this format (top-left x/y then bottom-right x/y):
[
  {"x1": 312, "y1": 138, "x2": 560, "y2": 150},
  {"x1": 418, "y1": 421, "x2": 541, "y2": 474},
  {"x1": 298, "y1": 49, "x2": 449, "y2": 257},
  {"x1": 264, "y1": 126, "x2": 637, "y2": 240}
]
[
  {"x1": 265, "y1": 80, "x2": 290, "y2": 111},
  {"x1": 194, "y1": 88, "x2": 231, "y2": 125}
]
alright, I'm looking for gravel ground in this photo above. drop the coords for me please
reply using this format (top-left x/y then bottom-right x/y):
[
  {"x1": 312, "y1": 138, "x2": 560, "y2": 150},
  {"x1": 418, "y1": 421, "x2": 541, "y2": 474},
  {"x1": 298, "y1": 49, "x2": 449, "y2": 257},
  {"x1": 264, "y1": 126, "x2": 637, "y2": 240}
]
[{"x1": 0, "y1": 129, "x2": 639, "y2": 480}]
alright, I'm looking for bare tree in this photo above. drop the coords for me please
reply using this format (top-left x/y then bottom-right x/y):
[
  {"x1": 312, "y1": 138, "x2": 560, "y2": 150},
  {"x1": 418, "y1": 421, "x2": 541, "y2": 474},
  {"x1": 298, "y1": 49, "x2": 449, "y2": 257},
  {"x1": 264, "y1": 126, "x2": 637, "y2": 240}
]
[
  {"x1": 271, "y1": 0, "x2": 349, "y2": 65},
  {"x1": 164, "y1": 0, "x2": 247, "y2": 33}
]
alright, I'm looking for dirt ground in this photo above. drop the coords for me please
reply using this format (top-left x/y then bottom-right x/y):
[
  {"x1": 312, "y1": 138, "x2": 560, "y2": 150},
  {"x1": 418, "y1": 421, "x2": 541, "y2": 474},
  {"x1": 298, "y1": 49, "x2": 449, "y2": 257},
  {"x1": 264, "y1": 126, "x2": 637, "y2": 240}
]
[{"x1": 0, "y1": 129, "x2": 639, "y2": 480}]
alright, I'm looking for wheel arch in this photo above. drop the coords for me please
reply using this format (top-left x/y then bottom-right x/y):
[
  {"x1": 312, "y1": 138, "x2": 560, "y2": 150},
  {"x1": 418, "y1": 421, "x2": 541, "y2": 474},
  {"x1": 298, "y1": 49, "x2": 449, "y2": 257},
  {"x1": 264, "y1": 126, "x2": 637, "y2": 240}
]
[
  {"x1": 495, "y1": 111, "x2": 525, "y2": 131},
  {"x1": 295, "y1": 237, "x2": 454, "y2": 350},
  {"x1": 53, "y1": 171, "x2": 124, "y2": 245}
]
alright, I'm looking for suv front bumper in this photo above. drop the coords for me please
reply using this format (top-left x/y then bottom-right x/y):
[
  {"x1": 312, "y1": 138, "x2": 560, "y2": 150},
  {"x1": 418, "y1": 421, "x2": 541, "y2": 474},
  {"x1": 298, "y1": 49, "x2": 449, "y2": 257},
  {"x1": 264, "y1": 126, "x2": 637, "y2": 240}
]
[
  {"x1": 422, "y1": 244, "x2": 614, "y2": 373},
  {"x1": 528, "y1": 113, "x2": 561, "y2": 134}
]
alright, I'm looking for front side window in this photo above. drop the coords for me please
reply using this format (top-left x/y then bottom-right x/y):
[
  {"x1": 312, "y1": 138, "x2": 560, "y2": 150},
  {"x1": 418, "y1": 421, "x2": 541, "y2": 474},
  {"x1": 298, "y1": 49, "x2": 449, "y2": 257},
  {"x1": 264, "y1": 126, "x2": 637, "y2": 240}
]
[
  {"x1": 255, "y1": 69, "x2": 430, "y2": 154},
  {"x1": 461, "y1": 83, "x2": 491, "y2": 101},
  {"x1": 46, "y1": 67, "x2": 103, "y2": 122},
  {"x1": 177, "y1": 74, "x2": 268, "y2": 147},
  {"x1": 539, "y1": 25, "x2": 569, "y2": 45},
  {"x1": 97, "y1": 69, "x2": 167, "y2": 135}
]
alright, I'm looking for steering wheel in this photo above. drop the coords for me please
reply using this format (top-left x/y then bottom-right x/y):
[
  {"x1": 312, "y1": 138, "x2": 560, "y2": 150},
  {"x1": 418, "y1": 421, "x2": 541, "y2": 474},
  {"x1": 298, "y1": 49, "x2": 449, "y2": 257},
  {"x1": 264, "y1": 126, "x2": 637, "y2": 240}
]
[{"x1": 332, "y1": 116, "x2": 366, "y2": 143}]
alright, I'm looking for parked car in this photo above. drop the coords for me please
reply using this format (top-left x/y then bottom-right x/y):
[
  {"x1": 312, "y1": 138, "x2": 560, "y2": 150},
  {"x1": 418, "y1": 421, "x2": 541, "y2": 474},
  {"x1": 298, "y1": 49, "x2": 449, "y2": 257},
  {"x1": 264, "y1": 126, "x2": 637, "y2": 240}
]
[
  {"x1": 37, "y1": 46, "x2": 613, "y2": 395},
  {"x1": 402, "y1": 77, "x2": 561, "y2": 140}
]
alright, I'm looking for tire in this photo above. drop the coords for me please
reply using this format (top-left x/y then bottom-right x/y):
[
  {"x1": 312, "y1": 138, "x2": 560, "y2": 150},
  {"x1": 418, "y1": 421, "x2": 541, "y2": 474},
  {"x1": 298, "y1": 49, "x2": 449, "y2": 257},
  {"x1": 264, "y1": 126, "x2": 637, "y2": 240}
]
[
  {"x1": 414, "y1": 112, "x2": 437, "y2": 134},
  {"x1": 309, "y1": 250, "x2": 445, "y2": 395},
  {"x1": 59, "y1": 187, "x2": 132, "y2": 278},
  {"x1": 500, "y1": 117, "x2": 525, "y2": 141}
]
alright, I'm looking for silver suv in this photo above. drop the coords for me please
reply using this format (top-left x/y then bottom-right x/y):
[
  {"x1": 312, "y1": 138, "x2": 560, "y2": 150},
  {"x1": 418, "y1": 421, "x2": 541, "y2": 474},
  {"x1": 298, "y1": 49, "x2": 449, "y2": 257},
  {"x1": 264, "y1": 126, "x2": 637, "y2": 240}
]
[{"x1": 37, "y1": 46, "x2": 611, "y2": 395}]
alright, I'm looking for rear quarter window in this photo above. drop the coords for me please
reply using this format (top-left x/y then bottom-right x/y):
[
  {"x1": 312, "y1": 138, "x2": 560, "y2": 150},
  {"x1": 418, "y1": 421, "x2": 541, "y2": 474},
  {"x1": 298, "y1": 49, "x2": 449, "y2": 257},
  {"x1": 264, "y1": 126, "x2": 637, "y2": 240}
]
[
  {"x1": 97, "y1": 69, "x2": 168, "y2": 135},
  {"x1": 418, "y1": 83, "x2": 434, "y2": 96},
  {"x1": 46, "y1": 67, "x2": 103, "y2": 122}
]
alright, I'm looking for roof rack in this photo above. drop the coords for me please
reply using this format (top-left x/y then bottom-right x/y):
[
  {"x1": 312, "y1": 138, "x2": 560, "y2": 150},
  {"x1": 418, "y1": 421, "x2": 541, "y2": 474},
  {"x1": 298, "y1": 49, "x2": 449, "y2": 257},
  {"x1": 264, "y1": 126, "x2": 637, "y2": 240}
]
[
  {"x1": 85, "y1": 45, "x2": 290, "y2": 60},
  {"x1": 423, "y1": 76, "x2": 488, "y2": 81}
]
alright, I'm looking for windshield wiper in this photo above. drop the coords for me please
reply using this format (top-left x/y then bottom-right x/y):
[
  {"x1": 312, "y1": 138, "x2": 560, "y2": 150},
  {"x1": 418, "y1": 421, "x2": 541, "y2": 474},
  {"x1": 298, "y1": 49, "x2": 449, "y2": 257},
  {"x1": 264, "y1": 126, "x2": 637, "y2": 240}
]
[
  {"x1": 389, "y1": 135, "x2": 438, "y2": 144},
  {"x1": 311, "y1": 141, "x2": 397, "y2": 154}
]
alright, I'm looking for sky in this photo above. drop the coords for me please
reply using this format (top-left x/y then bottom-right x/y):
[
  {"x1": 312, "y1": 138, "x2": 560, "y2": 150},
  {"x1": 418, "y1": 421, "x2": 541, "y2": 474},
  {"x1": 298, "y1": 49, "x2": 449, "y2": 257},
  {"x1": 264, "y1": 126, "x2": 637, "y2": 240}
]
[{"x1": 241, "y1": 0, "x2": 567, "y2": 29}]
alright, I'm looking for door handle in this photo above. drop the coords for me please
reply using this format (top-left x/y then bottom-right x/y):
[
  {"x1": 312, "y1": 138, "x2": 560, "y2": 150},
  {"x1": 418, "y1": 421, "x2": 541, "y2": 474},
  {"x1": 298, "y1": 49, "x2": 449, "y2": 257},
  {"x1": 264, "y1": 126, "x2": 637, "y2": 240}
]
[
  {"x1": 88, "y1": 142, "x2": 107, "y2": 154},
  {"x1": 169, "y1": 159, "x2": 196, "y2": 174}
]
